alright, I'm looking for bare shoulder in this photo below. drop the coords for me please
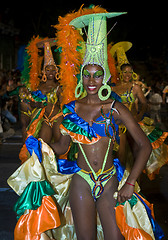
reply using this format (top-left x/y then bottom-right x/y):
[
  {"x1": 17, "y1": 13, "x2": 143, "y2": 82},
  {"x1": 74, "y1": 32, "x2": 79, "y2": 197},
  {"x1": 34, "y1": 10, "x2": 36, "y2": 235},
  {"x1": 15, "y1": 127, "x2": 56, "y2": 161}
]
[
  {"x1": 113, "y1": 101, "x2": 133, "y2": 123},
  {"x1": 113, "y1": 100, "x2": 127, "y2": 113},
  {"x1": 75, "y1": 98, "x2": 87, "y2": 110},
  {"x1": 133, "y1": 83, "x2": 142, "y2": 92}
]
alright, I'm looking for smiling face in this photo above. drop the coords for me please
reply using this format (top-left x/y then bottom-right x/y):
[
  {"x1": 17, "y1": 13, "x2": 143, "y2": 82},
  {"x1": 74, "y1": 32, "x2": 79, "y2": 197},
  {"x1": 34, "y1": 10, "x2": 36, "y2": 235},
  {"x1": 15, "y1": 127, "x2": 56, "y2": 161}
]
[
  {"x1": 121, "y1": 66, "x2": 133, "y2": 83},
  {"x1": 45, "y1": 65, "x2": 56, "y2": 81},
  {"x1": 82, "y1": 64, "x2": 104, "y2": 96}
]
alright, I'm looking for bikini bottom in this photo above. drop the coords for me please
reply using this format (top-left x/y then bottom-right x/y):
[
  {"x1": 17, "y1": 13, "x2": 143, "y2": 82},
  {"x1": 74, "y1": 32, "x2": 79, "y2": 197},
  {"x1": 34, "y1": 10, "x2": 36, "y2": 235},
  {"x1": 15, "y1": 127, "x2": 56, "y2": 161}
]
[{"x1": 76, "y1": 165, "x2": 116, "y2": 201}]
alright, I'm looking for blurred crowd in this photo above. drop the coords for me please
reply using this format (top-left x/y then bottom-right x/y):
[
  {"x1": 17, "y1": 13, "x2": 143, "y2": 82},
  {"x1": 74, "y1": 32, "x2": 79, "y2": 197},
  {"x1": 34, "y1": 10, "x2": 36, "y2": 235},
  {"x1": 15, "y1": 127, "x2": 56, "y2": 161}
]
[
  {"x1": 0, "y1": 69, "x2": 22, "y2": 142},
  {"x1": 0, "y1": 67, "x2": 168, "y2": 143},
  {"x1": 147, "y1": 76, "x2": 168, "y2": 129}
]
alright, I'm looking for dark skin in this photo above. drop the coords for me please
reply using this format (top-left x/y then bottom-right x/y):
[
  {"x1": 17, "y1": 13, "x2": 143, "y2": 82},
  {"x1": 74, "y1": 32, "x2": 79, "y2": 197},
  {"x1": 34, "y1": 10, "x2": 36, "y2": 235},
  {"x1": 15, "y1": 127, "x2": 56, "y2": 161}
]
[
  {"x1": 20, "y1": 65, "x2": 62, "y2": 143},
  {"x1": 38, "y1": 65, "x2": 62, "y2": 143},
  {"x1": 112, "y1": 66, "x2": 147, "y2": 122},
  {"x1": 19, "y1": 65, "x2": 62, "y2": 240},
  {"x1": 51, "y1": 64, "x2": 152, "y2": 240},
  {"x1": 112, "y1": 65, "x2": 148, "y2": 164},
  {"x1": 19, "y1": 87, "x2": 33, "y2": 142}
]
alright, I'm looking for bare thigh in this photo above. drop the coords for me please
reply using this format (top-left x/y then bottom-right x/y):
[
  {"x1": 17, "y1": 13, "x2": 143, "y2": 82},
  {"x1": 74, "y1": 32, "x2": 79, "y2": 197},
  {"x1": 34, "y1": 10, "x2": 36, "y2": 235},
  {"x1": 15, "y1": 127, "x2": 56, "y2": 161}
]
[
  {"x1": 96, "y1": 175, "x2": 124, "y2": 240},
  {"x1": 39, "y1": 122, "x2": 52, "y2": 143},
  {"x1": 69, "y1": 173, "x2": 97, "y2": 240}
]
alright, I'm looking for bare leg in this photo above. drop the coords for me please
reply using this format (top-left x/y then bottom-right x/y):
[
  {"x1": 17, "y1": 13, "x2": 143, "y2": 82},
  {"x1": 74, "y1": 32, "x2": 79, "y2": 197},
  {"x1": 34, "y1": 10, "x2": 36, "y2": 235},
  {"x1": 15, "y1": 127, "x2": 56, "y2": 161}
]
[
  {"x1": 39, "y1": 122, "x2": 52, "y2": 143},
  {"x1": 69, "y1": 173, "x2": 97, "y2": 240},
  {"x1": 96, "y1": 175, "x2": 124, "y2": 240}
]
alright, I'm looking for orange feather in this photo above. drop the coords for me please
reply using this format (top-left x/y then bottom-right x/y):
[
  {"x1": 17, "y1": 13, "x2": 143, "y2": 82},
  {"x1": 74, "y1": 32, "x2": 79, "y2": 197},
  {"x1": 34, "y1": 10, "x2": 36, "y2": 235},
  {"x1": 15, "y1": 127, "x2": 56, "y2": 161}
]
[{"x1": 53, "y1": 5, "x2": 108, "y2": 108}]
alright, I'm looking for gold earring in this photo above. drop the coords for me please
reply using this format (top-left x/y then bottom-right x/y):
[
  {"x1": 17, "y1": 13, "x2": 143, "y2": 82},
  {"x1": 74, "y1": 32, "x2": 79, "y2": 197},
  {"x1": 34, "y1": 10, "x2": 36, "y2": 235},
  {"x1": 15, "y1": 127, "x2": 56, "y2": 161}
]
[
  {"x1": 55, "y1": 67, "x2": 60, "y2": 80},
  {"x1": 42, "y1": 73, "x2": 47, "y2": 82},
  {"x1": 132, "y1": 72, "x2": 137, "y2": 80}
]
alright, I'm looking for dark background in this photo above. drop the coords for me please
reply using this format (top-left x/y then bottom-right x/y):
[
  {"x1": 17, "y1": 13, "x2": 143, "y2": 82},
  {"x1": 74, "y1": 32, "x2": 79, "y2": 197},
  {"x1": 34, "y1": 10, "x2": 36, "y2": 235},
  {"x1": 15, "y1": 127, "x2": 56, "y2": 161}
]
[
  {"x1": 0, "y1": 2, "x2": 167, "y2": 83},
  {"x1": 0, "y1": 1, "x2": 167, "y2": 56}
]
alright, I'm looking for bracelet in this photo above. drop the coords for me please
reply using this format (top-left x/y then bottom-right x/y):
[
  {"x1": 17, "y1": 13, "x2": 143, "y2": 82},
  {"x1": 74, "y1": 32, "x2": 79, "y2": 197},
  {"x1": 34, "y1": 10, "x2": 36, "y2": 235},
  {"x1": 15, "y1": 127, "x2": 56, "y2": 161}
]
[{"x1": 126, "y1": 181, "x2": 135, "y2": 187}]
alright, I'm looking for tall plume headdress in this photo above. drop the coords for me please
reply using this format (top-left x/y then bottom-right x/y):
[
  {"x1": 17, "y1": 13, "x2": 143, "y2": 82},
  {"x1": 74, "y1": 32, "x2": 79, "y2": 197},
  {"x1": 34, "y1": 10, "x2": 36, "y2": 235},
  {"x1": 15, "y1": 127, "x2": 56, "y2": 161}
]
[
  {"x1": 54, "y1": 5, "x2": 126, "y2": 106},
  {"x1": 110, "y1": 41, "x2": 137, "y2": 80},
  {"x1": 21, "y1": 37, "x2": 58, "y2": 90},
  {"x1": 70, "y1": 12, "x2": 126, "y2": 100},
  {"x1": 36, "y1": 38, "x2": 59, "y2": 82}
]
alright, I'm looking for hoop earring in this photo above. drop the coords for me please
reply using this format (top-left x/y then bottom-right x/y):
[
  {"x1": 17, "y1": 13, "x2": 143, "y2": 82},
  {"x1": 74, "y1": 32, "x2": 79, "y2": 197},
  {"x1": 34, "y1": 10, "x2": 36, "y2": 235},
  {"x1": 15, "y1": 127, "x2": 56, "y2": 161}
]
[
  {"x1": 98, "y1": 84, "x2": 111, "y2": 101},
  {"x1": 75, "y1": 82, "x2": 83, "y2": 98},
  {"x1": 42, "y1": 73, "x2": 47, "y2": 82},
  {"x1": 119, "y1": 72, "x2": 123, "y2": 81},
  {"x1": 55, "y1": 67, "x2": 60, "y2": 80},
  {"x1": 132, "y1": 72, "x2": 137, "y2": 80}
]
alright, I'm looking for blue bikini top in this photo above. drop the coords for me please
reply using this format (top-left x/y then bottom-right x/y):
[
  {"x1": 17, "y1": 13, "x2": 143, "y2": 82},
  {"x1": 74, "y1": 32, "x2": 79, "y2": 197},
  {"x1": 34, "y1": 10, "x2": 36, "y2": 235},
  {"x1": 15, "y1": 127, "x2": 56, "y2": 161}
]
[
  {"x1": 61, "y1": 100, "x2": 120, "y2": 144},
  {"x1": 92, "y1": 101, "x2": 119, "y2": 142}
]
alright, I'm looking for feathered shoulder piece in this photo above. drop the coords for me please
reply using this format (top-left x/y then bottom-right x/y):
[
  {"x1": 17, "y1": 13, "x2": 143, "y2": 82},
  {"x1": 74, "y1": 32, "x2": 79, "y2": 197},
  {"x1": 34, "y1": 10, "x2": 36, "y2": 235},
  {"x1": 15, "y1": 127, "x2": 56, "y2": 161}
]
[
  {"x1": 21, "y1": 36, "x2": 47, "y2": 91},
  {"x1": 107, "y1": 42, "x2": 118, "y2": 84},
  {"x1": 53, "y1": 5, "x2": 108, "y2": 107}
]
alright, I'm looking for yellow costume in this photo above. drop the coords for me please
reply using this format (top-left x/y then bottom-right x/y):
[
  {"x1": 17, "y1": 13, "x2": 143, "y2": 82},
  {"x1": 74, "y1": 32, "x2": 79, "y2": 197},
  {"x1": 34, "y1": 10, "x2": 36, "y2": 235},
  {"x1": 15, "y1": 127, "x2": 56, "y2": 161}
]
[{"x1": 111, "y1": 41, "x2": 168, "y2": 180}]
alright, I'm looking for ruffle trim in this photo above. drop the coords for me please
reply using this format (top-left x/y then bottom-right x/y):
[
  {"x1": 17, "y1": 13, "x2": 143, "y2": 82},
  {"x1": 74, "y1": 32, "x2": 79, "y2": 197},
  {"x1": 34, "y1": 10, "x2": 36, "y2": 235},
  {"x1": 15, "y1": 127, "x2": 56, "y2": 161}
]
[
  {"x1": 14, "y1": 196, "x2": 60, "y2": 240},
  {"x1": 60, "y1": 124, "x2": 101, "y2": 144},
  {"x1": 144, "y1": 144, "x2": 168, "y2": 180},
  {"x1": 151, "y1": 131, "x2": 168, "y2": 149},
  {"x1": 14, "y1": 180, "x2": 55, "y2": 219},
  {"x1": 115, "y1": 193, "x2": 164, "y2": 240}
]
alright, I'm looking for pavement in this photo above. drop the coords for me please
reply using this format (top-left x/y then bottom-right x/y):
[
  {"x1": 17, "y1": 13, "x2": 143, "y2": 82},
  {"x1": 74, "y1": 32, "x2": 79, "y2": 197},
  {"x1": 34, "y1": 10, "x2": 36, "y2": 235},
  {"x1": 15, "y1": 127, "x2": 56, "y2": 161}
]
[
  {"x1": 0, "y1": 125, "x2": 21, "y2": 240},
  {"x1": 0, "y1": 109, "x2": 168, "y2": 240}
]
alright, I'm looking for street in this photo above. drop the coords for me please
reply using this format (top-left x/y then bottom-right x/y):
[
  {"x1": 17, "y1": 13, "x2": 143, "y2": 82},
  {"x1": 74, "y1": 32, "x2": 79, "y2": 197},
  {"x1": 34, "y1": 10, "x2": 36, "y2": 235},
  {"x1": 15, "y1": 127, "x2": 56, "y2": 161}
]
[{"x1": 0, "y1": 130, "x2": 21, "y2": 240}]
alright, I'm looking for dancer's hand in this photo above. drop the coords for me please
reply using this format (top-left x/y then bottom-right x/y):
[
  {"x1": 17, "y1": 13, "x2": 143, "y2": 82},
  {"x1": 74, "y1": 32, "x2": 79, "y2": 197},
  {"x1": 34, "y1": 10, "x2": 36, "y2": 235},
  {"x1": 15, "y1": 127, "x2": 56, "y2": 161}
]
[{"x1": 117, "y1": 182, "x2": 134, "y2": 203}]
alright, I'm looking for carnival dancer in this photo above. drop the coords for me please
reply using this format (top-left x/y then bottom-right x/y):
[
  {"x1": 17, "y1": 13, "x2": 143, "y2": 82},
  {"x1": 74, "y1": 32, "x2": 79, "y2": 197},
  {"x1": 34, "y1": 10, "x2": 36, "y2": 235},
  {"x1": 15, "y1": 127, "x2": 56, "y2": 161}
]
[
  {"x1": 19, "y1": 37, "x2": 62, "y2": 163},
  {"x1": 50, "y1": 8, "x2": 163, "y2": 240},
  {"x1": 7, "y1": 37, "x2": 63, "y2": 240},
  {"x1": 8, "y1": 5, "x2": 164, "y2": 240},
  {"x1": 134, "y1": 74, "x2": 151, "y2": 113},
  {"x1": 110, "y1": 42, "x2": 168, "y2": 179},
  {"x1": 110, "y1": 42, "x2": 147, "y2": 120}
]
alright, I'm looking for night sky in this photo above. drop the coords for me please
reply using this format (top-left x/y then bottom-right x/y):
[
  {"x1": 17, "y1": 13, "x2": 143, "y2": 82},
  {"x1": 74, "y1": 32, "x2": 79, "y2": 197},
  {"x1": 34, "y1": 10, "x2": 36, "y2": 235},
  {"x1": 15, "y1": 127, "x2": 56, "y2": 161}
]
[{"x1": 1, "y1": 1, "x2": 167, "y2": 65}]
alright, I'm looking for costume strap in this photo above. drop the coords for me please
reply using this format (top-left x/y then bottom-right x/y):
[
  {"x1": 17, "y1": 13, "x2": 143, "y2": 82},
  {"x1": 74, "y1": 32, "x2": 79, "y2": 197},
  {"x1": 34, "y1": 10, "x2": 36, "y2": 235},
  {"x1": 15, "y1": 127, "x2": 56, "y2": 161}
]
[
  {"x1": 78, "y1": 138, "x2": 112, "y2": 179},
  {"x1": 111, "y1": 100, "x2": 119, "y2": 114},
  {"x1": 44, "y1": 109, "x2": 62, "y2": 127},
  {"x1": 111, "y1": 100, "x2": 115, "y2": 108}
]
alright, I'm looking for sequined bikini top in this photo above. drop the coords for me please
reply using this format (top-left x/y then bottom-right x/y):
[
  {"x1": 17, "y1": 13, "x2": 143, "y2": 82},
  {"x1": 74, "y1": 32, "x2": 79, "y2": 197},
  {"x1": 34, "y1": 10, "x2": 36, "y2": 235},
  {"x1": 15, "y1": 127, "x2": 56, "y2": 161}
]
[
  {"x1": 19, "y1": 89, "x2": 32, "y2": 103},
  {"x1": 19, "y1": 87, "x2": 59, "y2": 105},
  {"x1": 60, "y1": 100, "x2": 120, "y2": 145},
  {"x1": 120, "y1": 86, "x2": 135, "y2": 104},
  {"x1": 45, "y1": 87, "x2": 59, "y2": 104}
]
